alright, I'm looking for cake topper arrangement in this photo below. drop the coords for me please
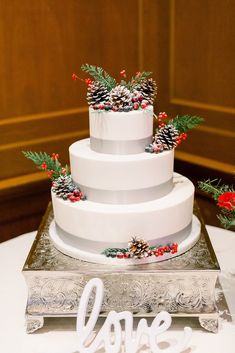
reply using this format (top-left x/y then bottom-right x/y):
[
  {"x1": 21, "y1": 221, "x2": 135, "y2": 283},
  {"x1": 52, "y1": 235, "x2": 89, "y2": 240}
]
[
  {"x1": 199, "y1": 179, "x2": 235, "y2": 229},
  {"x1": 72, "y1": 64, "x2": 157, "y2": 112}
]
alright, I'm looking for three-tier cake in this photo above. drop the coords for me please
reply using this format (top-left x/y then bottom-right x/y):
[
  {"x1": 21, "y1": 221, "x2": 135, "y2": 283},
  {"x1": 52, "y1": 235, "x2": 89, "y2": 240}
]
[{"x1": 24, "y1": 65, "x2": 203, "y2": 265}]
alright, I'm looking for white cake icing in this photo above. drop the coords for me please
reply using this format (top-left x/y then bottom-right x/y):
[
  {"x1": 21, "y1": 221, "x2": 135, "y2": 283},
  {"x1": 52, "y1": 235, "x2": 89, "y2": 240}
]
[
  {"x1": 52, "y1": 173, "x2": 194, "y2": 245},
  {"x1": 70, "y1": 139, "x2": 174, "y2": 203},
  {"x1": 49, "y1": 107, "x2": 201, "y2": 265},
  {"x1": 89, "y1": 106, "x2": 153, "y2": 154}
]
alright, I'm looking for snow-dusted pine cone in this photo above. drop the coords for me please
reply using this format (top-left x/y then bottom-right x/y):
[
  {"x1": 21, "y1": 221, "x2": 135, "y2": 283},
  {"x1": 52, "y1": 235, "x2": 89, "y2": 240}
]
[
  {"x1": 136, "y1": 78, "x2": 157, "y2": 104},
  {"x1": 52, "y1": 175, "x2": 76, "y2": 200},
  {"x1": 110, "y1": 85, "x2": 133, "y2": 110},
  {"x1": 128, "y1": 237, "x2": 149, "y2": 259},
  {"x1": 156, "y1": 124, "x2": 179, "y2": 150},
  {"x1": 87, "y1": 81, "x2": 109, "y2": 106}
]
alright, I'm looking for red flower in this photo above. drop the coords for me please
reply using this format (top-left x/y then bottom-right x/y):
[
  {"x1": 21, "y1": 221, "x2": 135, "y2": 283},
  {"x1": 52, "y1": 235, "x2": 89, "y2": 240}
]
[
  {"x1": 72, "y1": 73, "x2": 78, "y2": 81},
  {"x1": 51, "y1": 153, "x2": 59, "y2": 160},
  {"x1": 218, "y1": 192, "x2": 235, "y2": 211},
  {"x1": 120, "y1": 69, "x2": 126, "y2": 78},
  {"x1": 41, "y1": 162, "x2": 47, "y2": 170}
]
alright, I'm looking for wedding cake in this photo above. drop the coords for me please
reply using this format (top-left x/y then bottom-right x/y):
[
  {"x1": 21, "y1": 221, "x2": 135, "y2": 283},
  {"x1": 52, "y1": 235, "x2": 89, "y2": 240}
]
[{"x1": 24, "y1": 65, "x2": 203, "y2": 265}]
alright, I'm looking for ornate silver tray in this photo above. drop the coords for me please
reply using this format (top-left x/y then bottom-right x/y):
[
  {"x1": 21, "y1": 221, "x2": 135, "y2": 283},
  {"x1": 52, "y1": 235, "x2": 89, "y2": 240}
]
[{"x1": 22, "y1": 202, "x2": 221, "y2": 333}]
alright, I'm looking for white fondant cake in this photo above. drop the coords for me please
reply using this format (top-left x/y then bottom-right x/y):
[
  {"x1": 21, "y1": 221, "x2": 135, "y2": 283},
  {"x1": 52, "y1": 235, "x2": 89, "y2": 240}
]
[{"x1": 50, "y1": 107, "x2": 201, "y2": 265}]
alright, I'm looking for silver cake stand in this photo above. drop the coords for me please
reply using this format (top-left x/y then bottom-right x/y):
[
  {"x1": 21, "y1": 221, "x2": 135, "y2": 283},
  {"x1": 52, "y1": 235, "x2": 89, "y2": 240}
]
[{"x1": 22, "y1": 202, "x2": 222, "y2": 333}]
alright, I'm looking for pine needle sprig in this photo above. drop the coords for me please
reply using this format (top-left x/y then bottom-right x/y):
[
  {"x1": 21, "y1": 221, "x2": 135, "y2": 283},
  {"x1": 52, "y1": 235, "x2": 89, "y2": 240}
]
[
  {"x1": 102, "y1": 248, "x2": 128, "y2": 256},
  {"x1": 22, "y1": 151, "x2": 69, "y2": 180},
  {"x1": 198, "y1": 179, "x2": 234, "y2": 201},
  {"x1": 81, "y1": 64, "x2": 116, "y2": 91},
  {"x1": 126, "y1": 71, "x2": 152, "y2": 90},
  {"x1": 169, "y1": 115, "x2": 204, "y2": 133},
  {"x1": 218, "y1": 212, "x2": 235, "y2": 230}
]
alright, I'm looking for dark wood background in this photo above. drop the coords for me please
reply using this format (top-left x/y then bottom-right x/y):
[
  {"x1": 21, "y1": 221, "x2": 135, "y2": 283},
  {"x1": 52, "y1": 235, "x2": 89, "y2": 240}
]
[{"x1": 1, "y1": 0, "x2": 235, "y2": 241}]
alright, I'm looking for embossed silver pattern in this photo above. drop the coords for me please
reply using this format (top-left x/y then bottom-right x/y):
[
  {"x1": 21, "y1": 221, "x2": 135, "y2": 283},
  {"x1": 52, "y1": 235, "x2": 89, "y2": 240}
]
[{"x1": 23, "y1": 203, "x2": 221, "y2": 333}]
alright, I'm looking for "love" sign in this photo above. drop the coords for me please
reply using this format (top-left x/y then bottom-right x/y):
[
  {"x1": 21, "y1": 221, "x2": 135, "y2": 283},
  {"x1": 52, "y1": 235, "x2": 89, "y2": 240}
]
[{"x1": 76, "y1": 278, "x2": 192, "y2": 353}]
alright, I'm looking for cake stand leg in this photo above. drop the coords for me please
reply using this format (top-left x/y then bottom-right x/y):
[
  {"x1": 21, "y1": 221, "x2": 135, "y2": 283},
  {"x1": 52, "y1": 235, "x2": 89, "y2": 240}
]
[
  {"x1": 198, "y1": 316, "x2": 219, "y2": 333},
  {"x1": 25, "y1": 315, "x2": 44, "y2": 333}
]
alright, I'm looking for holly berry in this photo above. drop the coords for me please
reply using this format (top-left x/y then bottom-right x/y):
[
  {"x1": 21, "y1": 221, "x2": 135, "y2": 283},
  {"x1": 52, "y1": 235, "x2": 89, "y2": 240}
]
[
  {"x1": 41, "y1": 162, "x2": 47, "y2": 170},
  {"x1": 117, "y1": 253, "x2": 124, "y2": 259},
  {"x1": 124, "y1": 252, "x2": 130, "y2": 258},
  {"x1": 158, "y1": 112, "x2": 167, "y2": 119},
  {"x1": 120, "y1": 69, "x2": 126, "y2": 78},
  {"x1": 47, "y1": 170, "x2": 54, "y2": 178},
  {"x1": 141, "y1": 102, "x2": 148, "y2": 109},
  {"x1": 85, "y1": 78, "x2": 93, "y2": 87},
  {"x1": 51, "y1": 153, "x2": 59, "y2": 160},
  {"x1": 133, "y1": 102, "x2": 140, "y2": 110},
  {"x1": 72, "y1": 73, "x2": 78, "y2": 81},
  {"x1": 98, "y1": 103, "x2": 105, "y2": 110}
]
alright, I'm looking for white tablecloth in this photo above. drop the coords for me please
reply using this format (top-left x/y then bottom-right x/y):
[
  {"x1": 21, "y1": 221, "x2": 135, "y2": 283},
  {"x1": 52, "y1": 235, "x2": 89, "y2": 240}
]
[{"x1": 0, "y1": 226, "x2": 235, "y2": 353}]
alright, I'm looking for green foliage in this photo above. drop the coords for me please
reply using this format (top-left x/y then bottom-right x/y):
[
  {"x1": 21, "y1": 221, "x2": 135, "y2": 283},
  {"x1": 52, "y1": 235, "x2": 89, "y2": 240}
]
[
  {"x1": 22, "y1": 151, "x2": 69, "y2": 180},
  {"x1": 169, "y1": 115, "x2": 204, "y2": 133},
  {"x1": 101, "y1": 248, "x2": 128, "y2": 256},
  {"x1": 81, "y1": 64, "x2": 116, "y2": 91},
  {"x1": 126, "y1": 71, "x2": 152, "y2": 90},
  {"x1": 218, "y1": 212, "x2": 235, "y2": 230},
  {"x1": 198, "y1": 179, "x2": 234, "y2": 201}
]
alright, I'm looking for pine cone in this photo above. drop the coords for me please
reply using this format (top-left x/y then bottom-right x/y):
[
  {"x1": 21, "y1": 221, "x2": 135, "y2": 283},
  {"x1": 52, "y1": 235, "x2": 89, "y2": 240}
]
[
  {"x1": 110, "y1": 85, "x2": 133, "y2": 109},
  {"x1": 52, "y1": 175, "x2": 76, "y2": 200},
  {"x1": 87, "y1": 81, "x2": 109, "y2": 106},
  {"x1": 155, "y1": 124, "x2": 179, "y2": 150},
  {"x1": 136, "y1": 78, "x2": 157, "y2": 104},
  {"x1": 128, "y1": 237, "x2": 149, "y2": 259}
]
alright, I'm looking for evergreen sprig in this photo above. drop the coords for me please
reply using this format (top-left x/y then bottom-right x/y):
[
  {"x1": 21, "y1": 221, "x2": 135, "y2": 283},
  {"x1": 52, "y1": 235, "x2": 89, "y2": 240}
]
[
  {"x1": 126, "y1": 71, "x2": 152, "y2": 90},
  {"x1": 198, "y1": 179, "x2": 234, "y2": 201},
  {"x1": 218, "y1": 213, "x2": 235, "y2": 230},
  {"x1": 22, "y1": 151, "x2": 69, "y2": 180},
  {"x1": 81, "y1": 64, "x2": 116, "y2": 91},
  {"x1": 169, "y1": 115, "x2": 204, "y2": 133}
]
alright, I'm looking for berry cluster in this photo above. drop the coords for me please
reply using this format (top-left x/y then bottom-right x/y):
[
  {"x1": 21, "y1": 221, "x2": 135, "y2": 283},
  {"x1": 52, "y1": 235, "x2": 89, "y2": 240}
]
[
  {"x1": 103, "y1": 242, "x2": 178, "y2": 259},
  {"x1": 66, "y1": 190, "x2": 86, "y2": 203},
  {"x1": 176, "y1": 132, "x2": 188, "y2": 145}
]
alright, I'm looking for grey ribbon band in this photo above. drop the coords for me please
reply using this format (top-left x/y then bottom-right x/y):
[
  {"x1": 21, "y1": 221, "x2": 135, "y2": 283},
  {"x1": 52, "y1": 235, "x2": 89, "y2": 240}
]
[
  {"x1": 90, "y1": 136, "x2": 152, "y2": 154},
  {"x1": 55, "y1": 222, "x2": 192, "y2": 253},
  {"x1": 77, "y1": 178, "x2": 173, "y2": 204}
]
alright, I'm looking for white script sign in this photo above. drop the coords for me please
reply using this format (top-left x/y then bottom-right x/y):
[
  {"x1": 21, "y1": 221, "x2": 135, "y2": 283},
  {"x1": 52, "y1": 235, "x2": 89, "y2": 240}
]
[{"x1": 76, "y1": 278, "x2": 192, "y2": 353}]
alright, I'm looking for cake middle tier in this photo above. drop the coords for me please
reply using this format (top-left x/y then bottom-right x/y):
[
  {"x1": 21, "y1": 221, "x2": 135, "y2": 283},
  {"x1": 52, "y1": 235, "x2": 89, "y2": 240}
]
[{"x1": 70, "y1": 138, "x2": 174, "y2": 204}]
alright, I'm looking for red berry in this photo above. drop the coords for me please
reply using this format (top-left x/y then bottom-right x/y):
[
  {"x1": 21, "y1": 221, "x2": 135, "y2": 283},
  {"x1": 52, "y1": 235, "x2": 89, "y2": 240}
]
[
  {"x1": 133, "y1": 102, "x2": 139, "y2": 110},
  {"x1": 158, "y1": 112, "x2": 167, "y2": 119},
  {"x1": 124, "y1": 252, "x2": 130, "y2": 258},
  {"x1": 132, "y1": 97, "x2": 139, "y2": 103},
  {"x1": 51, "y1": 153, "x2": 59, "y2": 160},
  {"x1": 72, "y1": 73, "x2": 78, "y2": 81},
  {"x1": 141, "y1": 102, "x2": 147, "y2": 109},
  {"x1": 98, "y1": 103, "x2": 105, "y2": 110},
  {"x1": 69, "y1": 195, "x2": 76, "y2": 202},
  {"x1": 112, "y1": 106, "x2": 118, "y2": 112},
  {"x1": 117, "y1": 253, "x2": 124, "y2": 259},
  {"x1": 148, "y1": 250, "x2": 153, "y2": 256},
  {"x1": 120, "y1": 70, "x2": 126, "y2": 78},
  {"x1": 41, "y1": 162, "x2": 47, "y2": 170},
  {"x1": 137, "y1": 94, "x2": 143, "y2": 102}
]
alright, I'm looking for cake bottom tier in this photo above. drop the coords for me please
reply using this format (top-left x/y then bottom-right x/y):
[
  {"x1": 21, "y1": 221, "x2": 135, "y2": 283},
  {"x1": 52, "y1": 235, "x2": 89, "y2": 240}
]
[{"x1": 50, "y1": 173, "x2": 201, "y2": 265}]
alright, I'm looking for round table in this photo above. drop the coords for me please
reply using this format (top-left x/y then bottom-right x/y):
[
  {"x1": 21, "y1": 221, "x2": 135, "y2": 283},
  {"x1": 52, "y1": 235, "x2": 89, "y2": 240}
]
[{"x1": 0, "y1": 226, "x2": 234, "y2": 353}]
